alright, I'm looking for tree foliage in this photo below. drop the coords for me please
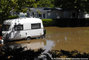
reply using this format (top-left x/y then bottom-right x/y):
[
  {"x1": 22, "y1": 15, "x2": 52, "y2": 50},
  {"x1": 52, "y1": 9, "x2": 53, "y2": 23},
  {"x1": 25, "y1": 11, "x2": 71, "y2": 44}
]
[
  {"x1": 0, "y1": 0, "x2": 15, "y2": 21},
  {"x1": 37, "y1": 0, "x2": 54, "y2": 7},
  {"x1": 0, "y1": 0, "x2": 38, "y2": 22},
  {"x1": 54, "y1": 0, "x2": 89, "y2": 13},
  {"x1": 0, "y1": 0, "x2": 89, "y2": 23}
]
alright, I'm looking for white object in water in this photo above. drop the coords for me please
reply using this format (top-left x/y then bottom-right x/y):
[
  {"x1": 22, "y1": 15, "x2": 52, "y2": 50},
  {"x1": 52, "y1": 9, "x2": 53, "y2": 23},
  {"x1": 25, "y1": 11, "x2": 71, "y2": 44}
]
[{"x1": 0, "y1": 39, "x2": 4, "y2": 44}]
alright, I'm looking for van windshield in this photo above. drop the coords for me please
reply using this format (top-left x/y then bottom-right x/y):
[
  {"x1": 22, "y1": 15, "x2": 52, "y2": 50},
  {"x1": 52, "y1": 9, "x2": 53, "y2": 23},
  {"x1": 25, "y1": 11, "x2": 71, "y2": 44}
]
[{"x1": 2, "y1": 24, "x2": 10, "y2": 31}]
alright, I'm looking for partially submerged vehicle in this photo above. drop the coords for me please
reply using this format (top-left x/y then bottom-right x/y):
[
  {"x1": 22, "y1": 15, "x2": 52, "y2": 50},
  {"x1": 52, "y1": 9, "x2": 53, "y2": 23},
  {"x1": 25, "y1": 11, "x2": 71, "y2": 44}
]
[
  {"x1": 0, "y1": 36, "x2": 3, "y2": 44},
  {"x1": 2, "y1": 17, "x2": 46, "y2": 41}
]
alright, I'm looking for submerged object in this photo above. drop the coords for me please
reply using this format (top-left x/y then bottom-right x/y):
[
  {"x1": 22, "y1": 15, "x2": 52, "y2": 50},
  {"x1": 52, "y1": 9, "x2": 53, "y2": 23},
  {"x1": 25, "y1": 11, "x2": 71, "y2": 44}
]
[{"x1": 0, "y1": 39, "x2": 4, "y2": 45}]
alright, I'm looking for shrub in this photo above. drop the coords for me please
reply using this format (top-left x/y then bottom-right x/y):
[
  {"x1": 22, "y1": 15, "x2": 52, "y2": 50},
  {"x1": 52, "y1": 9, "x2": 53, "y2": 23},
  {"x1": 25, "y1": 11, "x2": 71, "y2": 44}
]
[{"x1": 42, "y1": 19, "x2": 55, "y2": 26}]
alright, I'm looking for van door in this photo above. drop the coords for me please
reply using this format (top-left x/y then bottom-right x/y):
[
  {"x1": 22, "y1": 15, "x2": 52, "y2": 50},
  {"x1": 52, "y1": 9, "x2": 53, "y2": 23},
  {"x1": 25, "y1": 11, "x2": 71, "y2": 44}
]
[{"x1": 13, "y1": 24, "x2": 24, "y2": 39}]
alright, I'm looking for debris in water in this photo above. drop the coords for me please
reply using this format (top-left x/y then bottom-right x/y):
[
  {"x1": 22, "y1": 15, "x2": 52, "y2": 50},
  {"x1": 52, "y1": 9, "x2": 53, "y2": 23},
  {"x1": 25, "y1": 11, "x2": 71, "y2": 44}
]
[
  {"x1": 65, "y1": 36, "x2": 67, "y2": 41},
  {"x1": 39, "y1": 40, "x2": 55, "y2": 60},
  {"x1": 57, "y1": 40, "x2": 60, "y2": 42},
  {"x1": 43, "y1": 40, "x2": 55, "y2": 53}
]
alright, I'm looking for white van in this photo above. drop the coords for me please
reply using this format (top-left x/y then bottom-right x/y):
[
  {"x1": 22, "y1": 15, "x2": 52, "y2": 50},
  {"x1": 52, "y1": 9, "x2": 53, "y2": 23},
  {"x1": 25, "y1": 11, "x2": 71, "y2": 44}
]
[{"x1": 2, "y1": 17, "x2": 46, "y2": 41}]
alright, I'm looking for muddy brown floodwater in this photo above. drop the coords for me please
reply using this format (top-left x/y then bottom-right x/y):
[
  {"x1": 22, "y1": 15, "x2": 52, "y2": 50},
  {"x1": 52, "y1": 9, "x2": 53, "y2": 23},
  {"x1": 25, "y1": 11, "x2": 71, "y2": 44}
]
[
  {"x1": 45, "y1": 27, "x2": 89, "y2": 53},
  {"x1": 1, "y1": 26, "x2": 89, "y2": 53}
]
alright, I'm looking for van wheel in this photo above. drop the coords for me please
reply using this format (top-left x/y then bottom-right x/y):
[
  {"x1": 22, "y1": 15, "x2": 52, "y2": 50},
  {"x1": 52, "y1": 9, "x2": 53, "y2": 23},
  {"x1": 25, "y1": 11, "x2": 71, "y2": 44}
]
[
  {"x1": 26, "y1": 37, "x2": 31, "y2": 40},
  {"x1": 36, "y1": 37, "x2": 40, "y2": 39},
  {"x1": 41, "y1": 35, "x2": 45, "y2": 39}
]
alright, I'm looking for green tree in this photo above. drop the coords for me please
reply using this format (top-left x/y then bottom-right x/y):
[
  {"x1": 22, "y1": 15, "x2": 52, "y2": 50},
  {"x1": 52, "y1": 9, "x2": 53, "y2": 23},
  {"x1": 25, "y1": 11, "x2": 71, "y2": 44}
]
[
  {"x1": 54, "y1": 0, "x2": 89, "y2": 17},
  {"x1": 0, "y1": 0, "x2": 14, "y2": 22},
  {"x1": 0, "y1": 0, "x2": 38, "y2": 23},
  {"x1": 37, "y1": 0, "x2": 54, "y2": 7}
]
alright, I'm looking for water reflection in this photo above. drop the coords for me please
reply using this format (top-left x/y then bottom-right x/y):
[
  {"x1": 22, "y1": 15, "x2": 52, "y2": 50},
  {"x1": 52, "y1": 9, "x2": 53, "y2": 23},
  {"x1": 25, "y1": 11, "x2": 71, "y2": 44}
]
[
  {"x1": 21, "y1": 41, "x2": 45, "y2": 50},
  {"x1": 2, "y1": 39, "x2": 55, "y2": 52},
  {"x1": 43, "y1": 40, "x2": 55, "y2": 53}
]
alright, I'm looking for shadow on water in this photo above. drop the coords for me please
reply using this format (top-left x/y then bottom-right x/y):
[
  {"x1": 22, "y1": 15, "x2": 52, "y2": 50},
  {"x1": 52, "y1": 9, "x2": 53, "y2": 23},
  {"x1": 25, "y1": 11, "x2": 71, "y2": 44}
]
[{"x1": 2, "y1": 39, "x2": 55, "y2": 51}]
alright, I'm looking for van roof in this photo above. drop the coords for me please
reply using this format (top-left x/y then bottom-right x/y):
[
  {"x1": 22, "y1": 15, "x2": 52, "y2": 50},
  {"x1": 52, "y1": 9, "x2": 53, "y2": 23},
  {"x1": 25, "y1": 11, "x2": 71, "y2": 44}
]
[{"x1": 4, "y1": 17, "x2": 42, "y2": 25}]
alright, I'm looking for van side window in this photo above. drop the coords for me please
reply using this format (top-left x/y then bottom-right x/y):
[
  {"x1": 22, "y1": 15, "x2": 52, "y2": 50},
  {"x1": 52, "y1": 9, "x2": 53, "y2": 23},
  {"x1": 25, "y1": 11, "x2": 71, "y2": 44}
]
[
  {"x1": 31, "y1": 23, "x2": 41, "y2": 29},
  {"x1": 14, "y1": 25, "x2": 23, "y2": 31}
]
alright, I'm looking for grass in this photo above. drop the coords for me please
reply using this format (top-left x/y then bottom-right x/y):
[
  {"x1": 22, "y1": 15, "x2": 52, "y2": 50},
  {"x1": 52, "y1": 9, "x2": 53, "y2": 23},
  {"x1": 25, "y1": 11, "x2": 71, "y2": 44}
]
[{"x1": 42, "y1": 19, "x2": 53, "y2": 22}]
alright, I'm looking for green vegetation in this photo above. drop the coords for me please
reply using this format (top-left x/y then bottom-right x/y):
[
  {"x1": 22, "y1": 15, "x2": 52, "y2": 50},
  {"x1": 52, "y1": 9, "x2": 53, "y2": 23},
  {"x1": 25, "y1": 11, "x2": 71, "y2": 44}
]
[
  {"x1": 54, "y1": 0, "x2": 89, "y2": 17},
  {"x1": 42, "y1": 18, "x2": 89, "y2": 27},
  {"x1": 42, "y1": 19, "x2": 53, "y2": 22},
  {"x1": 8, "y1": 15, "x2": 18, "y2": 19},
  {"x1": 42, "y1": 19, "x2": 55, "y2": 26},
  {"x1": 0, "y1": 0, "x2": 89, "y2": 23},
  {"x1": 37, "y1": 0, "x2": 54, "y2": 7},
  {"x1": 0, "y1": 0, "x2": 54, "y2": 23},
  {"x1": 54, "y1": 0, "x2": 89, "y2": 12}
]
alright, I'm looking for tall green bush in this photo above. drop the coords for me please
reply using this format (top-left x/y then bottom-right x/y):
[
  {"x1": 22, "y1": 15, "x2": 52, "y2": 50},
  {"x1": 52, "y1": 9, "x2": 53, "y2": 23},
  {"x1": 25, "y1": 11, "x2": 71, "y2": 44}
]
[{"x1": 42, "y1": 19, "x2": 55, "y2": 26}]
